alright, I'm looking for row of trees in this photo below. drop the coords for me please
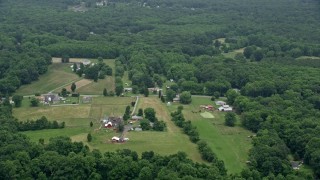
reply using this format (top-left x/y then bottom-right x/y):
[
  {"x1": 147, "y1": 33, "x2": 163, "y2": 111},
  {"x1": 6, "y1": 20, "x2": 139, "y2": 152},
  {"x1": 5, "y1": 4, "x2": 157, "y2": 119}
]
[
  {"x1": 170, "y1": 106, "x2": 227, "y2": 175},
  {"x1": 0, "y1": 101, "x2": 228, "y2": 179},
  {"x1": 17, "y1": 116, "x2": 65, "y2": 131}
]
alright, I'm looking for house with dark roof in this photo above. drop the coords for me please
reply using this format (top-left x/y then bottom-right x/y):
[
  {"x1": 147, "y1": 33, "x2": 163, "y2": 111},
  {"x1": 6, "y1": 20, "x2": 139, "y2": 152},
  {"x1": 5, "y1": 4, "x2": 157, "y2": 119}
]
[{"x1": 43, "y1": 93, "x2": 60, "y2": 104}]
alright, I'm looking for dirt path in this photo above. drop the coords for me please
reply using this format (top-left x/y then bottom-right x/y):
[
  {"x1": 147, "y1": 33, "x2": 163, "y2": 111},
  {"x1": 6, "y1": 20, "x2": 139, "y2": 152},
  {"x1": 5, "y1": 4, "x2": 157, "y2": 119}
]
[
  {"x1": 131, "y1": 96, "x2": 139, "y2": 115},
  {"x1": 49, "y1": 77, "x2": 83, "y2": 93}
]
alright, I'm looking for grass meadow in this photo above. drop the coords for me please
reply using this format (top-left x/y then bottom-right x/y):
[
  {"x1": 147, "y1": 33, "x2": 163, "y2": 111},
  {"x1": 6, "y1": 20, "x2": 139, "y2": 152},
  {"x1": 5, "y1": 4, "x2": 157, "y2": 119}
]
[
  {"x1": 16, "y1": 63, "x2": 80, "y2": 95},
  {"x1": 167, "y1": 96, "x2": 253, "y2": 174},
  {"x1": 17, "y1": 96, "x2": 203, "y2": 163}
]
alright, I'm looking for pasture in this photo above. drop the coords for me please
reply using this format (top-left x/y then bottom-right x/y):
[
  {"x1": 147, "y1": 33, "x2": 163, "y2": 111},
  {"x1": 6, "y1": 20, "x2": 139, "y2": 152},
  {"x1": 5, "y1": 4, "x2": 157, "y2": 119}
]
[
  {"x1": 17, "y1": 96, "x2": 204, "y2": 163},
  {"x1": 167, "y1": 96, "x2": 253, "y2": 174},
  {"x1": 16, "y1": 63, "x2": 80, "y2": 95}
]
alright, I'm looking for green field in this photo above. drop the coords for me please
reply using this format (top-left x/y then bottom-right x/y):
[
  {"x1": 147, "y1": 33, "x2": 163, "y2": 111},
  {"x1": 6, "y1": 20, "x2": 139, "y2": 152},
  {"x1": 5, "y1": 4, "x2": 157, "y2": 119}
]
[
  {"x1": 16, "y1": 63, "x2": 80, "y2": 95},
  {"x1": 17, "y1": 96, "x2": 203, "y2": 163},
  {"x1": 16, "y1": 59, "x2": 116, "y2": 96},
  {"x1": 167, "y1": 96, "x2": 253, "y2": 174}
]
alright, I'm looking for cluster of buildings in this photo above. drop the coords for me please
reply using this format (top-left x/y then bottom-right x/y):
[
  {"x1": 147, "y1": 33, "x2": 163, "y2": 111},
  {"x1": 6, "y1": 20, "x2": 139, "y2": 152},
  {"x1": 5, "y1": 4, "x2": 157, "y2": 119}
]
[{"x1": 215, "y1": 101, "x2": 233, "y2": 112}]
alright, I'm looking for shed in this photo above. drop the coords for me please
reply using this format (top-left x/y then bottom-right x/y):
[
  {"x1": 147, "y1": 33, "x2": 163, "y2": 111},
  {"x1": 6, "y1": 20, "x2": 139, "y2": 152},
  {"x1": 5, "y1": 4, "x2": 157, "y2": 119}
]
[
  {"x1": 131, "y1": 115, "x2": 143, "y2": 120},
  {"x1": 215, "y1": 101, "x2": 226, "y2": 106},
  {"x1": 112, "y1": 136, "x2": 120, "y2": 142},
  {"x1": 124, "y1": 88, "x2": 132, "y2": 92},
  {"x1": 290, "y1": 161, "x2": 300, "y2": 170}
]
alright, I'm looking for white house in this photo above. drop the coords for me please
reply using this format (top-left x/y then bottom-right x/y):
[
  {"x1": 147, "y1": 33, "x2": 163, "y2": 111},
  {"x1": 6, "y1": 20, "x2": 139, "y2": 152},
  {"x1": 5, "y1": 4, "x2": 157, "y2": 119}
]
[{"x1": 218, "y1": 105, "x2": 233, "y2": 112}]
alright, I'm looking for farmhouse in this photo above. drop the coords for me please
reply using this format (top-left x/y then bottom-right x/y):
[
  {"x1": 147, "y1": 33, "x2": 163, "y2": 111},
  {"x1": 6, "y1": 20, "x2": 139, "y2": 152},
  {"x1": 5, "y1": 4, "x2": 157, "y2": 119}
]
[
  {"x1": 43, "y1": 93, "x2": 60, "y2": 104},
  {"x1": 218, "y1": 105, "x2": 233, "y2": 112},
  {"x1": 103, "y1": 116, "x2": 123, "y2": 129}
]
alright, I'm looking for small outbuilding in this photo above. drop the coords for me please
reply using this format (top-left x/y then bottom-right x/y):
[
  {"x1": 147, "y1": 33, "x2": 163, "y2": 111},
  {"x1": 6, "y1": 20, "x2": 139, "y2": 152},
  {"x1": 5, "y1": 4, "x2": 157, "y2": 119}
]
[
  {"x1": 215, "y1": 101, "x2": 226, "y2": 106},
  {"x1": 290, "y1": 161, "x2": 301, "y2": 170},
  {"x1": 124, "y1": 88, "x2": 132, "y2": 92},
  {"x1": 131, "y1": 115, "x2": 143, "y2": 120},
  {"x1": 112, "y1": 136, "x2": 120, "y2": 142}
]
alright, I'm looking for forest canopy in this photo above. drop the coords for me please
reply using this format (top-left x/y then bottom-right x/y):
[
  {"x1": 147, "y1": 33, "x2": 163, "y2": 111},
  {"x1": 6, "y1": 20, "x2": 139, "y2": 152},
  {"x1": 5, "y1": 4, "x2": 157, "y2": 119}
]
[{"x1": 0, "y1": 0, "x2": 320, "y2": 179}]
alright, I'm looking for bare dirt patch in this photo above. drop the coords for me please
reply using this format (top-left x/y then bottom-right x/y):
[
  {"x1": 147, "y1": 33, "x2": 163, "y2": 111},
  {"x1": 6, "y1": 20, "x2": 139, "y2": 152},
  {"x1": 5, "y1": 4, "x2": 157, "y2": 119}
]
[
  {"x1": 52, "y1": 57, "x2": 62, "y2": 63},
  {"x1": 65, "y1": 79, "x2": 92, "y2": 91}
]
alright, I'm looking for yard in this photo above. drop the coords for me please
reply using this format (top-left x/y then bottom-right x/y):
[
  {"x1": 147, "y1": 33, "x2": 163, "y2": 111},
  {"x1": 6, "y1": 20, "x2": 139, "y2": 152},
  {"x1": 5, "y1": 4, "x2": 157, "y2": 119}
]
[{"x1": 167, "y1": 96, "x2": 253, "y2": 174}]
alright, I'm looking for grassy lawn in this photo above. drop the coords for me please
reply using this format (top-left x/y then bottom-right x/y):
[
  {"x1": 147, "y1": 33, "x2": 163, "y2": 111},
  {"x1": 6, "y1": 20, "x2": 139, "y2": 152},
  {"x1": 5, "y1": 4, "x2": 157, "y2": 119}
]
[
  {"x1": 76, "y1": 76, "x2": 115, "y2": 95},
  {"x1": 75, "y1": 59, "x2": 115, "y2": 95},
  {"x1": 16, "y1": 63, "x2": 79, "y2": 95},
  {"x1": 13, "y1": 104, "x2": 92, "y2": 121},
  {"x1": 167, "y1": 97, "x2": 253, "y2": 174},
  {"x1": 223, "y1": 48, "x2": 244, "y2": 59}
]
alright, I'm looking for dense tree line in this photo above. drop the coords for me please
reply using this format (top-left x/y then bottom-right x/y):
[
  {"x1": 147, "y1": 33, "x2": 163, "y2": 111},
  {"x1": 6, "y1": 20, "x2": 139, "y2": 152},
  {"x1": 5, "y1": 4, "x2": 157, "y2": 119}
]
[
  {"x1": 0, "y1": 0, "x2": 320, "y2": 178},
  {"x1": 0, "y1": 102, "x2": 227, "y2": 179},
  {"x1": 17, "y1": 116, "x2": 65, "y2": 131}
]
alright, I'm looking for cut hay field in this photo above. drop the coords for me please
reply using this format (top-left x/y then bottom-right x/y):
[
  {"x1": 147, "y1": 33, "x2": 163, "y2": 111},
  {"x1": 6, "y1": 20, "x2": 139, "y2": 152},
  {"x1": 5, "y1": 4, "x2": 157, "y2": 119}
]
[
  {"x1": 16, "y1": 63, "x2": 80, "y2": 95},
  {"x1": 73, "y1": 59, "x2": 115, "y2": 95},
  {"x1": 76, "y1": 76, "x2": 115, "y2": 95},
  {"x1": 167, "y1": 96, "x2": 253, "y2": 174}
]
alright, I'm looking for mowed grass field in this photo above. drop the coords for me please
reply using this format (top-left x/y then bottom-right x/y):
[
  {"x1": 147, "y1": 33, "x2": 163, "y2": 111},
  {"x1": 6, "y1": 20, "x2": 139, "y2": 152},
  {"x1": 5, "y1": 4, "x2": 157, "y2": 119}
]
[
  {"x1": 17, "y1": 96, "x2": 204, "y2": 163},
  {"x1": 167, "y1": 96, "x2": 253, "y2": 174},
  {"x1": 16, "y1": 63, "x2": 80, "y2": 95},
  {"x1": 52, "y1": 59, "x2": 115, "y2": 95}
]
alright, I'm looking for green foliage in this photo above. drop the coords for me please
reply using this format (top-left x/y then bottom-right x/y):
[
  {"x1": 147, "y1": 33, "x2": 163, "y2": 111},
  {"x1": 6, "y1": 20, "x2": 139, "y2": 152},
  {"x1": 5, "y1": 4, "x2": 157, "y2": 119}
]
[
  {"x1": 224, "y1": 112, "x2": 236, "y2": 127},
  {"x1": 103, "y1": 88, "x2": 107, "y2": 96},
  {"x1": 71, "y1": 82, "x2": 76, "y2": 92},
  {"x1": 18, "y1": 116, "x2": 64, "y2": 131},
  {"x1": 140, "y1": 119, "x2": 151, "y2": 131},
  {"x1": 115, "y1": 77, "x2": 123, "y2": 96},
  {"x1": 153, "y1": 121, "x2": 166, "y2": 131},
  {"x1": 30, "y1": 97, "x2": 39, "y2": 107},
  {"x1": 12, "y1": 95, "x2": 23, "y2": 107},
  {"x1": 180, "y1": 91, "x2": 192, "y2": 104},
  {"x1": 137, "y1": 108, "x2": 143, "y2": 116},
  {"x1": 144, "y1": 108, "x2": 156, "y2": 122},
  {"x1": 166, "y1": 89, "x2": 176, "y2": 102},
  {"x1": 61, "y1": 88, "x2": 68, "y2": 97},
  {"x1": 123, "y1": 105, "x2": 130, "y2": 121},
  {"x1": 143, "y1": 88, "x2": 149, "y2": 97}
]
